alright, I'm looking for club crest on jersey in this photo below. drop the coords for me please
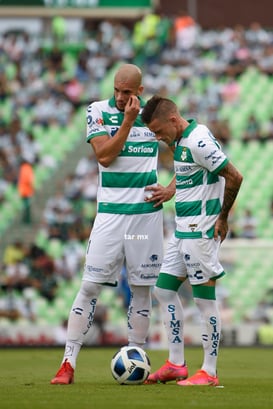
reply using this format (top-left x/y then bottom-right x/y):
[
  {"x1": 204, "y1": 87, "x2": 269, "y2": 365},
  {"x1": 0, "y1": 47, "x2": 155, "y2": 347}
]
[{"x1": 181, "y1": 148, "x2": 187, "y2": 161}]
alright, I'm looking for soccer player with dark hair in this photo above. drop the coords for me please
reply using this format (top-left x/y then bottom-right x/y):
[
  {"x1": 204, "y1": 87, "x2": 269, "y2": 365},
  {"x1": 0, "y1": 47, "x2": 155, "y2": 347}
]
[{"x1": 141, "y1": 95, "x2": 243, "y2": 386}]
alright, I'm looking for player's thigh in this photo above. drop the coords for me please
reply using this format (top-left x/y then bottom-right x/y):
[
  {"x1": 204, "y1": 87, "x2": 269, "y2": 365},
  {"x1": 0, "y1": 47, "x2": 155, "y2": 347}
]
[
  {"x1": 181, "y1": 238, "x2": 224, "y2": 285},
  {"x1": 124, "y1": 211, "x2": 164, "y2": 285},
  {"x1": 83, "y1": 213, "x2": 124, "y2": 285},
  {"x1": 160, "y1": 234, "x2": 187, "y2": 279}
]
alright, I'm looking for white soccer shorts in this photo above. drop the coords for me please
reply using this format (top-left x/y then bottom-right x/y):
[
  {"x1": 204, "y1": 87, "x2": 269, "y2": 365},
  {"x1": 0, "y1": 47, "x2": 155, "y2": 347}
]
[
  {"x1": 83, "y1": 211, "x2": 164, "y2": 286},
  {"x1": 161, "y1": 234, "x2": 225, "y2": 285}
]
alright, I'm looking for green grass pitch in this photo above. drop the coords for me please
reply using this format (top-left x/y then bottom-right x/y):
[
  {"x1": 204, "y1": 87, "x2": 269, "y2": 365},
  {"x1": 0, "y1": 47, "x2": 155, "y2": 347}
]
[{"x1": 0, "y1": 347, "x2": 271, "y2": 409}]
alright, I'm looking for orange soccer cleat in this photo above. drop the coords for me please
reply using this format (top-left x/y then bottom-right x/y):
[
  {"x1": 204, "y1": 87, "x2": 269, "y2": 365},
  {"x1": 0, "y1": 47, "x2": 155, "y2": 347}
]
[
  {"x1": 50, "y1": 359, "x2": 74, "y2": 385},
  {"x1": 145, "y1": 360, "x2": 188, "y2": 384},
  {"x1": 177, "y1": 369, "x2": 219, "y2": 386}
]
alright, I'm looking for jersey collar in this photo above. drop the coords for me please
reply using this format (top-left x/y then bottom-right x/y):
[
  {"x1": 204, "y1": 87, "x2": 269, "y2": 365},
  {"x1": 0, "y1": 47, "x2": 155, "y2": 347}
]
[
  {"x1": 176, "y1": 119, "x2": 198, "y2": 146},
  {"x1": 182, "y1": 119, "x2": 198, "y2": 138}
]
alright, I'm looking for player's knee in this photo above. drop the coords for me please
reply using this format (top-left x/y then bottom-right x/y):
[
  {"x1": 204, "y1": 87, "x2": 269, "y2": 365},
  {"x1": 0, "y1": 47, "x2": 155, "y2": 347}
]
[
  {"x1": 80, "y1": 280, "x2": 102, "y2": 298},
  {"x1": 154, "y1": 286, "x2": 175, "y2": 303},
  {"x1": 129, "y1": 286, "x2": 152, "y2": 315}
]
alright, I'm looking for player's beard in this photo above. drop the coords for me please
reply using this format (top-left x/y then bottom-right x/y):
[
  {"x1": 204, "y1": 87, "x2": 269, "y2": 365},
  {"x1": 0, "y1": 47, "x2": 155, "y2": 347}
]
[{"x1": 116, "y1": 101, "x2": 125, "y2": 111}]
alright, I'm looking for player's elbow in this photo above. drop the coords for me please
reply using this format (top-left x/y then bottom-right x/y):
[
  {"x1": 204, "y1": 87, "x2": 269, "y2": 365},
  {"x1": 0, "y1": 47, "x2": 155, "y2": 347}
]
[
  {"x1": 237, "y1": 171, "x2": 243, "y2": 188},
  {"x1": 98, "y1": 157, "x2": 112, "y2": 168}
]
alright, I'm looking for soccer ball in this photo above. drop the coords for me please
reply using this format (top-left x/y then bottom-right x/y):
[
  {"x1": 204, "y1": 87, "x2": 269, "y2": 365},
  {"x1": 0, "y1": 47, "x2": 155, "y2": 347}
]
[{"x1": 110, "y1": 346, "x2": 151, "y2": 385}]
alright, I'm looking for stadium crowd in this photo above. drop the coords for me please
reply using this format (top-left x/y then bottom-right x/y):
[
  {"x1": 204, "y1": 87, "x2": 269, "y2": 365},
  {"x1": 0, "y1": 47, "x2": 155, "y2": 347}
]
[{"x1": 1, "y1": 10, "x2": 273, "y2": 341}]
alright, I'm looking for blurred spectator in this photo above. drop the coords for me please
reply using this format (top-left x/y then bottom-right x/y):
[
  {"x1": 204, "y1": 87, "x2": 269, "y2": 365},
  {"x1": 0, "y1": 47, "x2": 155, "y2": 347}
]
[
  {"x1": 2, "y1": 239, "x2": 26, "y2": 266},
  {"x1": 43, "y1": 189, "x2": 78, "y2": 241},
  {"x1": 0, "y1": 70, "x2": 10, "y2": 100},
  {"x1": 54, "y1": 228, "x2": 85, "y2": 280},
  {"x1": 173, "y1": 9, "x2": 198, "y2": 51},
  {"x1": 17, "y1": 157, "x2": 35, "y2": 224},
  {"x1": 63, "y1": 173, "x2": 82, "y2": 201},
  {"x1": 257, "y1": 44, "x2": 273, "y2": 75},
  {"x1": 27, "y1": 246, "x2": 58, "y2": 302},
  {"x1": 63, "y1": 77, "x2": 84, "y2": 108},
  {"x1": 208, "y1": 117, "x2": 231, "y2": 147},
  {"x1": 1, "y1": 260, "x2": 30, "y2": 293},
  {"x1": 270, "y1": 195, "x2": 273, "y2": 217},
  {"x1": 245, "y1": 21, "x2": 271, "y2": 48},
  {"x1": 51, "y1": 16, "x2": 67, "y2": 44},
  {"x1": 242, "y1": 114, "x2": 261, "y2": 143},
  {"x1": 0, "y1": 286, "x2": 36, "y2": 322},
  {"x1": 261, "y1": 115, "x2": 273, "y2": 141},
  {"x1": 74, "y1": 49, "x2": 90, "y2": 83},
  {"x1": 237, "y1": 208, "x2": 258, "y2": 239},
  {"x1": 257, "y1": 317, "x2": 273, "y2": 345},
  {"x1": 132, "y1": 10, "x2": 161, "y2": 64},
  {"x1": 220, "y1": 76, "x2": 241, "y2": 105},
  {"x1": 109, "y1": 22, "x2": 134, "y2": 63}
]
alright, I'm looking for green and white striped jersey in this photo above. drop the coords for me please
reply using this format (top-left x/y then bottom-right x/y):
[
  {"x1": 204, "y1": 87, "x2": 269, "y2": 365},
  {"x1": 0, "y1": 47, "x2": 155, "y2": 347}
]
[
  {"x1": 86, "y1": 96, "x2": 162, "y2": 215},
  {"x1": 174, "y1": 119, "x2": 229, "y2": 239}
]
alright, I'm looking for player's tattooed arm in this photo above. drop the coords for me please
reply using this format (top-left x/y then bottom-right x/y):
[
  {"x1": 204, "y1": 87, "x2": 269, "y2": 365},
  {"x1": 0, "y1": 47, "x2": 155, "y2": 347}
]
[{"x1": 214, "y1": 162, "x2": 243, "y2": 241}]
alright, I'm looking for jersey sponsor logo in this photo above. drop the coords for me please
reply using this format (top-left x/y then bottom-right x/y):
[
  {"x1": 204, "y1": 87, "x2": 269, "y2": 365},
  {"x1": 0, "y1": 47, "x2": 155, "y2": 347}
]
[
  {"x1": 193, "y1": 270, "x2": 203, "y2": 280},
  {"x1": 205, "y1": 150, "x2": 217, "y2": 160},
  {"x1": 150, "y1": 254, "x2": 158, "y2": 262},
  {"x1": 89, "y1": 126, "x2": 100, "y2": 134},
  {"x1": 86, "y1": 264, "x2": 104, "y2": 273},
  {"x1": 110, "y1": 127, "x2": 119, "y2": 136},
  {"x1": 87, "y1": 115, "x2": 103, "y2": 127},
  {"x1": 187, "y1": 270, "x2": 204, "y2": 280},
  {"x1": 140, "y1": 273, "x2": 159, "y2": 279},
  {"x1": 108, "y1": 114, "x2": 119, "y2": 124},
  {"x1": 211, "y1": 155, "x2": 222, "y2": 165},
  {"x1": 128, "y1": 145, "x2": 154, "y2": 153},
  {"x1": 168, "y1": 304, "x2": 182, "y2": 343},
  {"x1": 72, "y1": 307, "x2": 83, "y2": 316},
  {"x1": 124, "y1": 234, "x2": 148, "y2": 240},
  {"x1": 175, "y1": 165, "x2": 192, "y2": 172},
  {"x1": 198, "y1": 140, "x2": 206, "y2": 148},
  {"x1": 205, "y1": 149, "x2": 222, "y2": 166},
  {"x1": 129, "y1": 129, "x2": 141, "y2": 138},
  {"x1": 140, "y1": 263, "x2": 161, "y2": 268},
  {"x1": 185, "y1": 260, "x2": 201, "y2": 268},
  {"x1": 209, "y1": 316, "x2": 220, "y2": 356},
  {"x1": 144, "y1": 131, "x2": 154, "y2": 137},
  {"x1": 137, "y1": 309, "x2": 149, "y2": 317},
  {"x1": 177, "y1": 178, "x2": 193, "y2": 186},
  {"x1": 84, "y1": 298, "x2": 97, "y2": 335},
  {"x1": 96, "y1": 117, "x2": 103, "y2": 125},
  {"x1": 189, "y1": 223, "x2": 198, "y2": 232}
]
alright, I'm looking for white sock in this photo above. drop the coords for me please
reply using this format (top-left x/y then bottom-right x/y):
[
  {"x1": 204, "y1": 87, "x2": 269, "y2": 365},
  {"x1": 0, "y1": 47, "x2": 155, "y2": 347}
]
[
  {"x1": 127, "y1": 285, "x2": 151, "y2": 348},
  {"x1": 154, "y1": 287, "x2": 185, "y2": 366},
  {"x1": 62, "y1": 280, "x2": 102, "y2": 369},
  {"x1": 194, "y1": 297, "x2": 221, "y2": 377}
]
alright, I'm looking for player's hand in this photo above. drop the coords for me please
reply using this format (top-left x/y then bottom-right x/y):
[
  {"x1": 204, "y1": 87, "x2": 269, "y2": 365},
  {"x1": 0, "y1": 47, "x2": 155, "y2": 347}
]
[
  {"x1": 144, "y1": 184, "x2": 175, "y2": 207},
  {"x1": 124, "y1": 96, "x2": 140, "y2": 122},
  {"x1": 214, "y1": 217, "x2": 228, "y2": 242}
]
